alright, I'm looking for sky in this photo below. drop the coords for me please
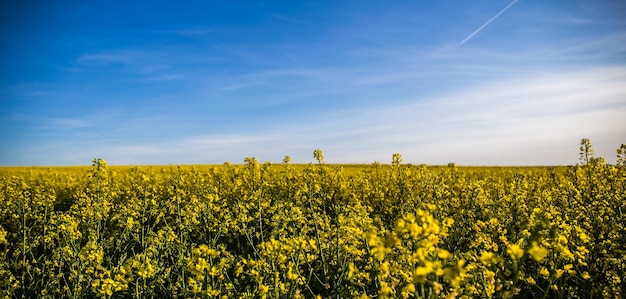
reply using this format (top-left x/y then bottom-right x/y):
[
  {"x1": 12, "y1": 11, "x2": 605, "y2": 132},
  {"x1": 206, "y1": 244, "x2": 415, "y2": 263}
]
[{"x1": 1, "y1": 0, "x2": 625, "y2": 166}]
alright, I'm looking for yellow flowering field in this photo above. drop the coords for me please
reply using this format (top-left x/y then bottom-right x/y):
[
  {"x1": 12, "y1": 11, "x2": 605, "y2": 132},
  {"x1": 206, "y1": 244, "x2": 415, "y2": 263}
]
[{"x1": 1, "y1": 140, "x2": 624, "y2": 298}]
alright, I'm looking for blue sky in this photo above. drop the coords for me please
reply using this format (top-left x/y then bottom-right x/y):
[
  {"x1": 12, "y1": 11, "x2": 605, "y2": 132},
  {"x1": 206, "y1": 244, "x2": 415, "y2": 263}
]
[{"x1": 1, "y1": 0, "x2": 625, "y2": 166}]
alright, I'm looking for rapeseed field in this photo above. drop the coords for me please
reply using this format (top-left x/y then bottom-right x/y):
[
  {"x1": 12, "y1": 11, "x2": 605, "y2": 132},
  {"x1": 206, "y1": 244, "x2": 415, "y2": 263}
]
[{"x1": 0, "y1": 140, "x2": 624, "y2": 298}]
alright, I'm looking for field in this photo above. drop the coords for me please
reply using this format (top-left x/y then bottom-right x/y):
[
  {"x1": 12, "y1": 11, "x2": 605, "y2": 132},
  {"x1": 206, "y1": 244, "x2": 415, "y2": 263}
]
[{"x1": 1, "y1": 145, "x2": 625, "y2": 298}]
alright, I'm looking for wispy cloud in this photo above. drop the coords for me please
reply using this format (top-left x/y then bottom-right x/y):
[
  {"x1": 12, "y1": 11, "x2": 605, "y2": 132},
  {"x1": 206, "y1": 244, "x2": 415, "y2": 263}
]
[
  {"x1": 134, "y1": 73, "x2": 183, "y2": 82},
  {"x1": 459, "y1": 0, "x2": 520, "y2": 45},
  {"x1": 36, "y1": 110, "x2": 127, "y2": 134},
  {"x1": 341, "y1": 66, "x2": 626, "y2": 165},
  {"x1": 76, "y1": 52, "x2": 137, "y2": 65},
  {"x1": 82, "y1": 65, "x2": 625, "y2": 166},
  {"x1": 266, "y1": 13, "x2": 309, "y2": 25},
  {"x1": 7, "y1": 82, "x2": 51, "y2": 98},
  {"x1": 47, "y1": 118, "x2": 91, "y2": 129},
  {"x1": 4, "y1": 1, "x2": 625, "y2": 166},
  {"x1": 153, "y1": 27, "x2": 215, "y2": 36},
  {"x1": 553, "y1": 16, "x2": 594, "y2": 25}
]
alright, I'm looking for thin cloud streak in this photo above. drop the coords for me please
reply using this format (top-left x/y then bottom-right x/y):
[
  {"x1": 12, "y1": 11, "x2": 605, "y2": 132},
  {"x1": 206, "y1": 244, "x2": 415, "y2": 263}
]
[{"x1": 459, "y1": 0, "x2": 520, "y2": 45}]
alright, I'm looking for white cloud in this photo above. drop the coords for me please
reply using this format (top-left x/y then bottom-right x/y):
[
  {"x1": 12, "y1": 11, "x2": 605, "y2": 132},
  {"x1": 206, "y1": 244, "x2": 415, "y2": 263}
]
[
  {"x1": 207, "y1": 65, "x2": 624, "y2": 165},
  {"x1": 7, "y1": 11, "x2": 626, "y2": 166},
  {"x1": 72, "y1": 65, "x2": 625, "y2": 166}
]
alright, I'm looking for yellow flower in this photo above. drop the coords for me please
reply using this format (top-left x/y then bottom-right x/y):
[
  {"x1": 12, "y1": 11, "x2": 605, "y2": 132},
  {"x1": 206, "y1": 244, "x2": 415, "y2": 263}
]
[
  {"x1": 564, "y1": 264, "x2": 576, "y2": 275},
  {"x1": 528, "y1": 242, "x2": 549, "y2": 262},
  {"x1": 413, "y1": 266, "x2": 430, "y2": 283},
  {"x1": 258, "y1": 284, "x2": 269, "y2": 295},
  {"x1": 198, "y1": 244, "x2": 210, "y2": 254},
  {"x1": 507, "y1": 244, "x2": 524, "y2": 260},
  {"x1": 347, "y1": 263, "x2": 356, "y2": 280},
  {"x1": 480, "y1": 252, "x2": 497, "y2": 266},
  {"x1": 555, "y1": 269, "x2": 565, "y2": 279},
  {"x1": 379, "y1": 282, "x2": 392, "y2": 297},
  {"x1": 401, "y1": 283, "x2": 416, "y2": 299},
  {"x1": 403, "y1": 283, "x2": 415, "y2": 293},
  {"x1": 0, "y1": 227, "x2": 7, "y2": 244},
  {"x1": 287, "y1": 266, "x2": 299, "y2": 281},
  {"x1": 438, "y1": 249, "x2": 451, "y2": 260},
  {"x1": 433, "y1": 282, "x2": 443, "y2": 294},
  {"x1": 395, "y1": 219, "x2": 406, "y2": 233}
]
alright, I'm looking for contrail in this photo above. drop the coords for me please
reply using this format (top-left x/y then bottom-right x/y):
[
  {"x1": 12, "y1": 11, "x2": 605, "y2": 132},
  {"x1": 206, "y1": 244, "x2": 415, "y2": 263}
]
[{"x1": 459, "y1": 0, "x2": 519, "y2": 45}]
